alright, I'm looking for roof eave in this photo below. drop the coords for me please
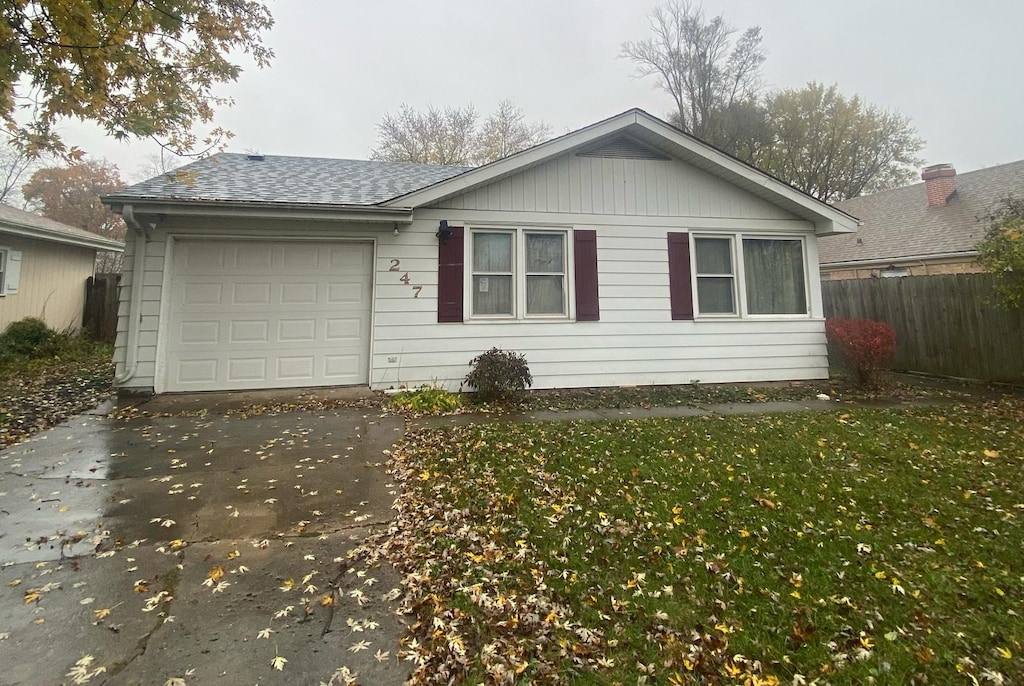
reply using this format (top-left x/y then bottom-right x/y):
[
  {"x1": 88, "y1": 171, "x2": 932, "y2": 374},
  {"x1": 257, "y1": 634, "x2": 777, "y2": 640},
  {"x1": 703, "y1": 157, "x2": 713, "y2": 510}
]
[
  {"x1": 1, "y1": 220, "x2": 125, "y2": 252},
  {"x1": 381, "y1": 108, "x2": 861, "y2": 234},
  {"x1": 820, "y1": 250, "x2": 979, "y2": 269},
  {"x1": 103, "y1": 197, "x2": 415, "y2": 223}
]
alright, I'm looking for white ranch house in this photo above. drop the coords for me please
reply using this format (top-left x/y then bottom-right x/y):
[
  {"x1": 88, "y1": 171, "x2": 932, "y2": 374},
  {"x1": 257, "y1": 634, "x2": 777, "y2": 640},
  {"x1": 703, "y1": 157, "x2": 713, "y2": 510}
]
[{"x1": 103, "y1": 109, "x2": 857, "y2": 394}]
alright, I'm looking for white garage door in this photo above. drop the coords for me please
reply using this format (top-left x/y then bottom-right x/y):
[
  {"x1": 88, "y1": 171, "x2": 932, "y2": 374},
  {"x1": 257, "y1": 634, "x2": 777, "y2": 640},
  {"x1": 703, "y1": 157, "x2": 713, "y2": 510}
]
[{"x1": 164, "y1": 239, "x2": 373, "y2": 392}]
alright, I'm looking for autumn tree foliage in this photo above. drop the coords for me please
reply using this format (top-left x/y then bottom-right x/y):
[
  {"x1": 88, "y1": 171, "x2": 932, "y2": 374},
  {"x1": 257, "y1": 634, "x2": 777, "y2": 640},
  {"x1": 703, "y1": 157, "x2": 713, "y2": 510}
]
[
  {"x1": 370, "y1": 101, "x2": 552, "y2": 166},
  {"x1": 22, "y1": 160, "x2": 127, "y2": 270},
  {"x1": 0, "y1": 1, "x2": 274, "y2": 158},
  {"x1": 825, "y1": 317, "x2": 897, "y2": 385},
  {"x1": 752, "y1": 83, "x2": 923, "y2": 202},
  {"x1": 623, "y1": 3, "x2": 924, "y2": 202},
  {"x1": 976, "y1": 197, "x2": 1024, "y2": 308}
]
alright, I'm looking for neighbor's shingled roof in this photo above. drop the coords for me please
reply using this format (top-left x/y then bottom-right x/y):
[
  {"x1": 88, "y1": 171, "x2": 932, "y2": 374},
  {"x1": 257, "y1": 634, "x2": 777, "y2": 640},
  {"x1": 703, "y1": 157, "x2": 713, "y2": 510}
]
[
  {"x1": 819, "y1": 159, "x2": 1024, "y2": 266},
  {"x1": 0, "y1": 202, "x2": 124, "y2": 251},
  {"x1": 109, "y1": 153, "x2": 473, "y2": 206}
]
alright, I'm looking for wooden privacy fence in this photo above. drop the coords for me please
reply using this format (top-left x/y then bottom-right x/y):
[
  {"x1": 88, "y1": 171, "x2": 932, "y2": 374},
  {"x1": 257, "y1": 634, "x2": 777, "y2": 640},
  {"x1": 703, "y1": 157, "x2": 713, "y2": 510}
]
[
  {"x1": 83, "y1": 273, "x2": 120, "y2": 344},
  {"x1": 821, "y1": 273, "x2": 1024, "y2": 384}
]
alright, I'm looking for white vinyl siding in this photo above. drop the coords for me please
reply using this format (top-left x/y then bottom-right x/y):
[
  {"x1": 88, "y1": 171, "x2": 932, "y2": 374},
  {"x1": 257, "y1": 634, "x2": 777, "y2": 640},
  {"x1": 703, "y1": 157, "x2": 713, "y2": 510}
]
[{"x1": 370, "y1": 210, "x2": 826, "y2": 391}]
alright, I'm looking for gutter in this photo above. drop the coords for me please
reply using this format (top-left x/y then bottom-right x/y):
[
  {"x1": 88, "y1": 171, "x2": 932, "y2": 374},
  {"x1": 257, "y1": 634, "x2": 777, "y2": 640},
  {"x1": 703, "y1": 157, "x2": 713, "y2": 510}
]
[
  {"x1": 102, "y1": 197, "x2": 415, "y2": 223},
  {"x1": 114, "y1": 205, "x2": 154, "y2": 385},
  {"x1": 820, "y1": 250, "x2": 978, "y2": 269},
  {"x1": 0, "y1": 220, "x2": 125, "y2": 251}
]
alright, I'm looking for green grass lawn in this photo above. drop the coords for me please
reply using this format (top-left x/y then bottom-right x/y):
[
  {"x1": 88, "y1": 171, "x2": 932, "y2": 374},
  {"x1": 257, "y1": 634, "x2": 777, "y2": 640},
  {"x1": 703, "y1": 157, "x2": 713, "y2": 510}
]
[{"x1": 362, "y1": 400, "x2": 1023, "y2": 684}]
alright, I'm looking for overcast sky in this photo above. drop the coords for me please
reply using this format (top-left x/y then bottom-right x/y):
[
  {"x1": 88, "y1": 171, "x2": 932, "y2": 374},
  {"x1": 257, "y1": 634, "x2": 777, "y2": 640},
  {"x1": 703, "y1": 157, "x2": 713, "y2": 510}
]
[{"x1": 60, "y1": 0, "x2": 1024, "y2": 184}]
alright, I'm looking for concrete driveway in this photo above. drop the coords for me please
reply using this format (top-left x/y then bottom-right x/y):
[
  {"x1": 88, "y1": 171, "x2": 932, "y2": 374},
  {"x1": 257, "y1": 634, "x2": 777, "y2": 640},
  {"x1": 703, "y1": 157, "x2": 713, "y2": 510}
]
[{"x1": 0, "y1": 390, "x2": 410, "y2": 685}]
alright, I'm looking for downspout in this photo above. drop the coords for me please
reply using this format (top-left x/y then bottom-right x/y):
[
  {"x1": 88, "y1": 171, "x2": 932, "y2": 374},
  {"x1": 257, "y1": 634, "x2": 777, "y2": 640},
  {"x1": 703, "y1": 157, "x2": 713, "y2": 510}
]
[{"x1": 115, "y1": 205, "x2": 151, "y2": 384}]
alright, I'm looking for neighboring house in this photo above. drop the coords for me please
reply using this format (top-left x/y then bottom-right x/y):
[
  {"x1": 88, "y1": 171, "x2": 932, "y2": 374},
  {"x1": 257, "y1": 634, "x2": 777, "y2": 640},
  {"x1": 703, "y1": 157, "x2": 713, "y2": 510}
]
[
  {"x1": 820, "y1": 160, "x2": 1024, "y2": 279},
  {"x1": 102, "y1": 109, "x2": 857, "y2": 395},
  {"x1": 0, "y1": 203, "x2": 124, "y2": 333}
]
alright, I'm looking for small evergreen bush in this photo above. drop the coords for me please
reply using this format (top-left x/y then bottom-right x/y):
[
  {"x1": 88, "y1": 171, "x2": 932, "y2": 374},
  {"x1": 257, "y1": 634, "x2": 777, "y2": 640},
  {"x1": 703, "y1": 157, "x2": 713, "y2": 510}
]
[
  {"x1": 0, "y1": 318, "x2": 55, "y2": 358},
  {"x1": 464, "y1": 347, "x2": 533, "y2": 401},
  {"x1": 390, "y1": 385, "x2": 463, "y2": 414},
  {"x1": 825, "y1": 317, "x2": 896, "y2": 385}
]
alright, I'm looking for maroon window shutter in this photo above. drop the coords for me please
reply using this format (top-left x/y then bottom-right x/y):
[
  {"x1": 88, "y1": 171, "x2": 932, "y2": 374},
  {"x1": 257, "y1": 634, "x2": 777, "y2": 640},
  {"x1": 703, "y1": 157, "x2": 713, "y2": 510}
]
[
  {"x1": 573, "y1": 230, "x2": 600, "y2": 321},
  {"x1": 667, "y1": 232, "x2": 694, "y2": 320},
  {"x1": 437, "y1": 226, "x2": 464, "y2": 323}
]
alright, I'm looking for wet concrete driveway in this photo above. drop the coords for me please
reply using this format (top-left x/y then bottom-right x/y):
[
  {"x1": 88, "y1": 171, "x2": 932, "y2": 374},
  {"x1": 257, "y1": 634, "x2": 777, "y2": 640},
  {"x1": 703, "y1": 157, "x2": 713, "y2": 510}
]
[{"x1": 0, "y1": 390, "x2": 410, "y2": 685}]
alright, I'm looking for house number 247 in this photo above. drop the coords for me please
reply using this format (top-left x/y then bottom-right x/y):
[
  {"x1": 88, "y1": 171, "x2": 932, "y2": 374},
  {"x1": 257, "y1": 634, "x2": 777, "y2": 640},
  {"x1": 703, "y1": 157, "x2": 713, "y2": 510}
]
[{"x1": 389, "y1": 259, "x2": 422, "y2": 298}]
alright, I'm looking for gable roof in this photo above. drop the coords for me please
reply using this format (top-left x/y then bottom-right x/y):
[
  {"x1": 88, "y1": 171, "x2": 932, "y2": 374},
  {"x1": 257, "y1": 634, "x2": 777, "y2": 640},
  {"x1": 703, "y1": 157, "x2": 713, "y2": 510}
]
[
  {"x1": 0, "y1": 203, "x2": 124, "y2": 251},
  {"x1": 104, "y1": 109, "x2": 857, "y2": 235},
  {"x1": 109, "y1": 154, "x2": 471, "y2": 206},
  {"x1": 820, "y1": 159, "x2": 1024, "y2": 267},
  {"x1": 385, "y1": 109, "x2": 858, "y2": 235}
]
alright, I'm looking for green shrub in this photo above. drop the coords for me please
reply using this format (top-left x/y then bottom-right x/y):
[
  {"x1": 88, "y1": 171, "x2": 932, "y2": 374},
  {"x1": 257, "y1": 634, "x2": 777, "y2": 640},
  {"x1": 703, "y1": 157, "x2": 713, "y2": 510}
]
[
  {"x1": 390, "y1": 385, "x2": 463, "y2": 414},
  {"x1": 0, "y1": 317, "x2": 55, "y2": 358},
  {"x1": 0, "y1": 318, "x2": 111, "y2": 372},
  {"x1": 464, "y1": 347, "x2": 533, "y2": 401}
]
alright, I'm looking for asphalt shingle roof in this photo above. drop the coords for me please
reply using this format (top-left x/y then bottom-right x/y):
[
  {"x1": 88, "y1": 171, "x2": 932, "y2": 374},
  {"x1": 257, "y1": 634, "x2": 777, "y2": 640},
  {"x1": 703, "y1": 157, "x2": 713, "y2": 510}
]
[
  {"x1": 0, "y1": 202, "x2": 123, "y2": 249},
  {"x1": 820, "y1": 160, "x2": 1024, "y2": 266},
  {"x1": 109, "y1": 153, "x2": 473, "y2": 206}
]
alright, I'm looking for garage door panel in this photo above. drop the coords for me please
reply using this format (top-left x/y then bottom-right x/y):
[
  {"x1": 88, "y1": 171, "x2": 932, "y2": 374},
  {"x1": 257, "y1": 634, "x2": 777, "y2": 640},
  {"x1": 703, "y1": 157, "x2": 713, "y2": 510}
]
[
  {"x1": 184, "y1": 283, "x2": 223, "y2": 305},
  {"x1": 282, "y1": 244, "x2": 320, "y2": 269},
  {"x1": 184, "y1": 243, "x2": 227, "y2": 270},
  {"x1": 324, "y1": 354, "x2": 360, "y2": 378},
  {"x1": 281, "y1": 282, "x2": 318, "y2": 304},
  {"x1": 180, "y1": 321, "x2": 220, "y2": 344},
  {"x1": 228, "y1": 358, "x2": 267, "y2": 382},
  {"x1": 165, "y1": 240, "x2": 373, "y2": 391},
  {"x1": 229, "y1": 320, "x2": 269, "y2": 343},
  {"x1": 278, "y1": 356, "x2": 315, "y2": 379},
  {"x1": 235, "y1": 244, "x2": 274, "y2": 269},
  {"x1": 178, "y1": 359, "x2": 218, "y2": 384}
]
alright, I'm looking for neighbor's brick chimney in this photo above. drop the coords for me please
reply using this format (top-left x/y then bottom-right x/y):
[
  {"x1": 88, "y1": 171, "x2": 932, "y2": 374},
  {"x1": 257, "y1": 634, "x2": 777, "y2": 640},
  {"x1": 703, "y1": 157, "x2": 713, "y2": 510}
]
[{"x1": 921, "y1": 163, "x2": 957, "y2": 207}]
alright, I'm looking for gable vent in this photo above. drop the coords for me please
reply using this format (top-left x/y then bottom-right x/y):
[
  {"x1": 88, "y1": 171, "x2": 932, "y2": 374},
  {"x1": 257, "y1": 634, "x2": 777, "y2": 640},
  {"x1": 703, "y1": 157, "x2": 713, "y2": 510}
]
[{"x1": 576, "y1": 136, "x2": 670, "y2": 161}]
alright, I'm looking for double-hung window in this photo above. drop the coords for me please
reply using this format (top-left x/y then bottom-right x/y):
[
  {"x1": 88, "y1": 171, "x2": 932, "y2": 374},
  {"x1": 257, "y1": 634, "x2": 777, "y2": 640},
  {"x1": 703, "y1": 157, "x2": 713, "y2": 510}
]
[
  {"x1": 0, "y1": 249, "x2": 6, "y2": 296},
  {"x1": 469, "y1": 229, "x2": 568, "y2": 319},
  {"x1": 694, "y1": 237, "x2": 737, "y2": 315},
  {"x1": 689, "y1": 234, "x2": 808, "y2": 317}
]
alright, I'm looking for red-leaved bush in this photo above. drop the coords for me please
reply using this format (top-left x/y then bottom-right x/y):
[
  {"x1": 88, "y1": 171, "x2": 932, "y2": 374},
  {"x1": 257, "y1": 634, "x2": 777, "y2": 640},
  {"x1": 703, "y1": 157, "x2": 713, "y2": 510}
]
[{"x1": 825, "y1": 317, "x2": 897, "y2": 385}]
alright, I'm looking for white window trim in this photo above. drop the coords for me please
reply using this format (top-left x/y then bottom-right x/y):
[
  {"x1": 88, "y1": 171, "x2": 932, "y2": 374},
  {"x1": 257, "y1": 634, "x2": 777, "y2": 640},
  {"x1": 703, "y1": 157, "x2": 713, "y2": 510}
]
[
  {"x1": 465, "y1": 226, "x2": 574, "y2": 322},
  {"x1": 690, "y1": 232, "x2": 811, "y2": 319},
  {"x1": 692, "y1": 235, "x2": 739, "y2": 317}
]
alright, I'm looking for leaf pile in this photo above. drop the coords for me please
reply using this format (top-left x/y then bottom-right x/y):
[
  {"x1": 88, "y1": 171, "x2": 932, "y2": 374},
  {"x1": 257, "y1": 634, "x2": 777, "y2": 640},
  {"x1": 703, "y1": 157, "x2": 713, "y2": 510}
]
[
  {"x1": 357, "y1": 398, "x2": 1023, "y2": 683},
  {"x1": 0, "y1": 358, "x2": 113, "y2": 449}
]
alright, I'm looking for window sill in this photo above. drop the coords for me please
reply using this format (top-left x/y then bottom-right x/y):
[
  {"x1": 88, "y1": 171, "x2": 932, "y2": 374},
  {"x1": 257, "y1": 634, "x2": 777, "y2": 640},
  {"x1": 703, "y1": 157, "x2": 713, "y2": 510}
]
[{"x1": 464, "y1": 316, "x2": 572, "y2": 324}]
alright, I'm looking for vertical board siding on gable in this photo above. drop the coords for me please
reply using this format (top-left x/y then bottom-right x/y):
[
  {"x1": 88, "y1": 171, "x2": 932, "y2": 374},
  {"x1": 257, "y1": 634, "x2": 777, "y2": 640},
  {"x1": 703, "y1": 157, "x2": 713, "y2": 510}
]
[{"x1": 435, "y1": 156, "x2": 798, "y2": 220}]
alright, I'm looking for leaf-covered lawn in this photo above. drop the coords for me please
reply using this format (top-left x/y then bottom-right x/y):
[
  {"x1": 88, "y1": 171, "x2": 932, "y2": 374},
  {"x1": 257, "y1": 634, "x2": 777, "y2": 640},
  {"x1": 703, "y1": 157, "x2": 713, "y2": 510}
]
[{"x1": 361, "y1": 400, "x2": 1024, "y2": 684}]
